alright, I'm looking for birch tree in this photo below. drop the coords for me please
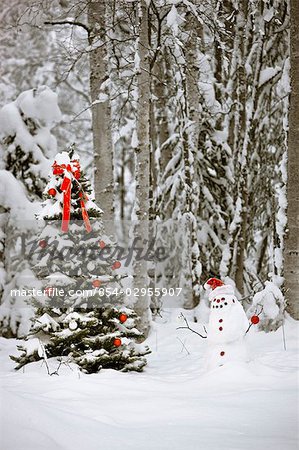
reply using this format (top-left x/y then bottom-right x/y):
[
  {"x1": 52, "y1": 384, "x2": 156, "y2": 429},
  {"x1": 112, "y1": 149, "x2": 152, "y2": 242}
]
[
  {"x1": 88, "y1": 0, "x2": 114, "y2": 221},
  {"x1": 285, "y1": 0, "x2": 299, "y2": 320},
  {"x1": 133, "y1": 0, "x2": 151, "y2": 336}
]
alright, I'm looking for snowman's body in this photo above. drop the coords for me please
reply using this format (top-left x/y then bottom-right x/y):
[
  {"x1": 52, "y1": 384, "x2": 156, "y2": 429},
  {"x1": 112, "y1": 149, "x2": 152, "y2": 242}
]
[{"x1": 205, "y1": 282, "x2": 249, "y2": 369}]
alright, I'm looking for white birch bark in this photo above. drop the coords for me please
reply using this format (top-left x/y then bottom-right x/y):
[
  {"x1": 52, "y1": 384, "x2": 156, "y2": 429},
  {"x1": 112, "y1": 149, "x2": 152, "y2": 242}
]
[
  {"x1": 285, "y1": 0, "x2": 299, "y2": 320},
  {"x1": 88, "y1": 0, "x2": 114, "y2": 222},
  {"x1": 133, "y1": 0, "x2": 151, "y2": 337}
]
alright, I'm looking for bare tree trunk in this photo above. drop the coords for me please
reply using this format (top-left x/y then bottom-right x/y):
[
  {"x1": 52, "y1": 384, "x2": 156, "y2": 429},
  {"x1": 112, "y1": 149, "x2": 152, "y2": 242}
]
[
  {"x1": 133, "y1": 0, "x2": 151, "y2": 337},
  {"x1": 285, "y1": 0, "x2": 299, "y2": 320},
  {"x1": 88, "y1": 0, "x2": 114, "y2": 222},
  {"x1": 182, "y1": 9, "x2": 202, "y2": 308},
  {"x1": 234, "y1": 1, "x2": 248, "y2": 295}
]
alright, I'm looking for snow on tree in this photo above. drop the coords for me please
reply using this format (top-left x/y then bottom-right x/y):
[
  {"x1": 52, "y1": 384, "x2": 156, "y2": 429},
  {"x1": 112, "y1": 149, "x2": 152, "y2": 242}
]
[
  {"x1": 247, "y1": 281, "x2": 284, "y2": 332},
  {"x1": 0, "y1": 86, "x2": 61, "y2": 196},
  {"x1": 0, "y1": 86, "x2": 62, "y2": 337},
  {"x1": 11, "y1": 146, "x2": 149, "y2": 373},
  {"x1": 0, "y1": 0, "x2": 94, "y2": 174},
  {"x1": 0, "y1": 170, "x2": 40, "y2": 334}
]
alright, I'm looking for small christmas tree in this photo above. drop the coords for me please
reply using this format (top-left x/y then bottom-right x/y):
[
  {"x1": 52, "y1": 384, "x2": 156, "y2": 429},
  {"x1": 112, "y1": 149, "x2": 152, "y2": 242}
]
[{"x1": 11, "y1": 146, "x2": 149, "y2": 373}]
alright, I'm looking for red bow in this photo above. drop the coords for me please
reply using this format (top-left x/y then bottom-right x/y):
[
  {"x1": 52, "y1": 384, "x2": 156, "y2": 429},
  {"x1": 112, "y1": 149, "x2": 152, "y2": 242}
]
[{"x1": 52, "y1": 160, "x2": 91, "y2": 233}]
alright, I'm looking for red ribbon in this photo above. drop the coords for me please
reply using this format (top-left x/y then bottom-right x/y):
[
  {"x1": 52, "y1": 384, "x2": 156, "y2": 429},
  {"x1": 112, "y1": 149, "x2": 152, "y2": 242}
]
[{"x1": 52, "y1": 160, "x2": 92, "y2": 233}]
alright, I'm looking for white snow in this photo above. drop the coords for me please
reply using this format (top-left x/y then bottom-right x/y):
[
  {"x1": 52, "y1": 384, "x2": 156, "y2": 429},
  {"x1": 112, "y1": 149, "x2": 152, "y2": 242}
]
[
  {"x1": 45, "y1": 272, "x2": 74, "y2": 286},
  {"x1": 0, "y1": 268, "x2": 42, "y2": 337},
  {"x1": 0, "y1": 310, "x2": 298, "y2": 450},
  {"x1": 258, "y1": 67, "x2": 281, "y2": 87},
  {"x1": 34, "y1": 313, "x2": 59, "y2": 332},
  {"x1": 131, "y1": 129, "x2": 139, "y2": 149},
  {"x1": 0, "y1": 170, "x2": 40, "y2": 227},
  {"x1": 0, "y1": 87, "x2": 61, "y2": 183},
  {"x1": 167, "y1": 6, "x2": 179, "y2": 36},
  {"x1": 250, "y1": 281, "x2": 283, "y2": 321},
  {"x1": 15, "y1": 86, "x2": 62, "y2": 127},
  {"x1": 263, "y1": 7, "x2": 274, "y2": 23}
]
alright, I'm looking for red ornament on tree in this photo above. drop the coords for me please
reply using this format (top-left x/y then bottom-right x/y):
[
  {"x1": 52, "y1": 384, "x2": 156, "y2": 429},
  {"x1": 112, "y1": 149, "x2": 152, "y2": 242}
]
[
  {"x1": 113, "y1": 338, "x2": 122, "y2": 347},
  {"x1": 39, "y1": 239, "x2": 47, "y2": 248},
  {"x1": 92, "y1": 279, "x2": 101, "y2": 288},
  {"x1": 251, "y1": 315, "x2": 260, "y2": 324},
  {"x1": 112, "y1": 261, "x2": 121, "y2": 270},
  {"x1": 99, "y1": 240, "x2": 106, "y2": 249},
  {"x1": 119, "y1": 313, "x2": 128, "y2": 323},
  {"x1": 48, "y1": 188, "x2": 57, "y2": 197}
]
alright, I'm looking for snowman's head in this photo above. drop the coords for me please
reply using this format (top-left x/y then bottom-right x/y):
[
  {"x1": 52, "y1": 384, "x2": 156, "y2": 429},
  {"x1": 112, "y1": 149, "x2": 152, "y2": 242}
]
[
  {"x1": 204, "y1": 279, "x2": 238, "y2": 312},
  {"x1": 210, "y1": 293, "x2": 237, "y2": 312}
]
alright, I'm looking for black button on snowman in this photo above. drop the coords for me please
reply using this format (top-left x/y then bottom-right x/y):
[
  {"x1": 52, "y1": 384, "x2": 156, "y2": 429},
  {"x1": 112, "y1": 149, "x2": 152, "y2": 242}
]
[{"x1": 204, "y1": 278, "x2": 250, "y2": 370}]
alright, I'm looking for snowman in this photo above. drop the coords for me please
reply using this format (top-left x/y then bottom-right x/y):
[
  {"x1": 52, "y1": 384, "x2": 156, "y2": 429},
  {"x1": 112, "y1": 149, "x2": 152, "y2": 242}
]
[{"x1": 204, "y1": 278, "x2": 249, "y2": 369}]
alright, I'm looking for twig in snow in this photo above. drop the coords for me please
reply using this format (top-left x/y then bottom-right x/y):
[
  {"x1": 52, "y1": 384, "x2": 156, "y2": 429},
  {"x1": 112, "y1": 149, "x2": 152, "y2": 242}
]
[
  {"x1": 176, "y1": 313, "x2": 207, "y2": 339},
  {"x1": 39, "y1": 340, "x2": 73, "y2": 376},
  {"x1": 176, "y1": 337, "x2": 190, "y2": 355}
]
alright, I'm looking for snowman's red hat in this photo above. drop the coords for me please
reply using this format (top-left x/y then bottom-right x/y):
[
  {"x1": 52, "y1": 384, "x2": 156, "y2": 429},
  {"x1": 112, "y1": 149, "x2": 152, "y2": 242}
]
[{"x1": 204, "y1": 278, "x2": 235, "y2": 301}]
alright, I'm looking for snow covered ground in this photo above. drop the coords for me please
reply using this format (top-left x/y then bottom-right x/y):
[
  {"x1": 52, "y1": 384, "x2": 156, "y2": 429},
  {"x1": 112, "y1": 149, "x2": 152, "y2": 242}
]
[{"x1": 0, "y1": 310, "x2": 298, "y2": 450}]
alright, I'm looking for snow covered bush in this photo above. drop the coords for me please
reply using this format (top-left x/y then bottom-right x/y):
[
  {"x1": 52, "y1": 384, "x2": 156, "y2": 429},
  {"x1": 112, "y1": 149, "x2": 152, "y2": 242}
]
[
  {"x1": 0, "y1": 86, "x2": 61, "y2": 337},
  {"x1": 247, "y1": 281, "x2": 285, "y2": 332},
  {"x1": 0, "y1": 86, "x2": 61, "y2": 196}
]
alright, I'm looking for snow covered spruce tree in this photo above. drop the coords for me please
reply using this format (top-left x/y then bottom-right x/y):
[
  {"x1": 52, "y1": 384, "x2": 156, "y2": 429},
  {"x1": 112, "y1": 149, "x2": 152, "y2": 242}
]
[
  {"x1": 0, "y1": 86, "x2": 62, "y2": 337},
  {"x1": 0, "y1": 86, "x2": 61, "y2": 196},
  {"x1": 11, "y1": 146, "x2": 149, "y2": 373}
]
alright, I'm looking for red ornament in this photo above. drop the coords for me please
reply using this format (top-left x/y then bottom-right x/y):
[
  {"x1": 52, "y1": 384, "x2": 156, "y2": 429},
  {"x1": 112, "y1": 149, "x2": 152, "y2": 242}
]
[
  {"x1": 113, "y1": 338, "x2": 122, "y2": 347},
  {"x1": 220, "y1": 351, "x2": 225, "y2": 356},
  {"x1": 48, "y1": 188, "x2": 57, "y2": 197},
  {"x1": 39, "y1": 239, "x2": 47, "y2": 248},
  {"x1": 92, "y1": 279, "x2": 101, "y2": 288},
  {"x1": 119, "y1": 313, "x2": 128, "y2": 323},
  {"x1": 112, "y1": 261, "x2": 121, "y2": 270},
  {"x1": 99, "y1": 240, "x2": 106, "y2": 249},
  {"x1": 219, "y1": 327, "x2": 223, "y2": 331},
  {"x1": 251, "y1": 315, "x2": 260, "y2": 324}
]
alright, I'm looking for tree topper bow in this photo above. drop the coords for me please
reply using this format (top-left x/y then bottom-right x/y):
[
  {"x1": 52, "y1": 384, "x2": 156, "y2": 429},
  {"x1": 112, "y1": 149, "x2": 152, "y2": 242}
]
[{"x1": 52, "y1": 159, "x2": 91, "y2": 233}]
